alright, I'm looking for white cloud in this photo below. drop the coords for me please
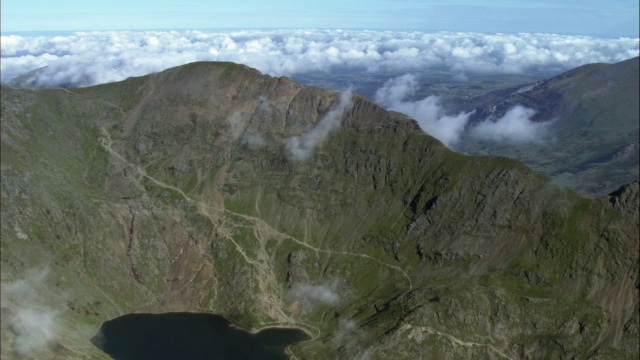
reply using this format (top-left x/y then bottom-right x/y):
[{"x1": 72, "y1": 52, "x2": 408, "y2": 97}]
[
  {"x1": 288, "y1": 280, "x2": 341, "y2": 305},
  {"x1": 335, "y1": 318, "x2": 358, "y2": 337},
  {"x1": 374, "y1": 75, "x2": 554, "y2": 146},
  {"x1": 241, "y1": 130, "x2": 267, "y2": 149},
  {"x1": 225, "y1": 111, "x2": 248, "y2": 142},
  {"x1": 330, "y1": 318, "x2": 372, "y2": 357},
  {"x1": 374, "y1": 74, "x2": 419, "y2": 105},
  {"x1": 286, "y1": 90, "x2": 353, "y2": 161},
  {"x1": 12, "y1": 308, "x2": 58, "y2": 355},
  {"x1": 1, "y1": 30, "x2": 637, "y2": 88},
  {"x1": 374, "y1": 74, "x2": 472, "y2": 147},
  {"x1": 469, "y1": 105, "x2": 553, "y2": 144},
  {"x1": 1, "y1": 268, "x2": 59, "y2": 356},
  {"x1": 1, "y1": 268, "x2": 49, "y2": 300}
]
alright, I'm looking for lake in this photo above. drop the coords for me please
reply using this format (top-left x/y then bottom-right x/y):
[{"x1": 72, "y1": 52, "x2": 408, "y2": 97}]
[{"x1": 91, "y1": 312, "x2": 311, "y2": 360}]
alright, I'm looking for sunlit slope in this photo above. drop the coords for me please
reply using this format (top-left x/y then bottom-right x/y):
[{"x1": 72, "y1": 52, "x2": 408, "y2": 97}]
[
  {"x1": 1, "y1": 61, "x2": 638, "y2": 359},
  {"x1": 461, "y1": 57, "x2": 639, "y2": 195}
]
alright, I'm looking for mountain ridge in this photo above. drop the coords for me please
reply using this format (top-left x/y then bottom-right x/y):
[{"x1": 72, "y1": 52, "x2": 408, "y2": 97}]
[
  {"x1": 1, "y1": 61, "x2": 638, "y2": 359},
  {"x1": 459, "y1": 57, "x2": 639, "y2": 196}
]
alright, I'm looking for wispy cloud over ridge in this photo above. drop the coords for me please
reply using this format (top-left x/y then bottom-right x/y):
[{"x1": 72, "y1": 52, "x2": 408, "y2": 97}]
[
  {"x1": 375, "y1": 74, "x2": 554, "y2": 147},
  {"x1": 375, "y1": 74, "x2": 472, "y2": 147},
  {"x1": 287, "y1": 89, "x2": 353, "y2": 161},
  {"x1": 1, "y1": 29, "x2": 638, "y2": 88}
]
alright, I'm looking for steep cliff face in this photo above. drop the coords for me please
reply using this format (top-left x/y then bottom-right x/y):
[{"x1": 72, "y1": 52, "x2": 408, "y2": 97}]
[{"x1": 1, "y1": 62, "x2": 638, "y2": 359}]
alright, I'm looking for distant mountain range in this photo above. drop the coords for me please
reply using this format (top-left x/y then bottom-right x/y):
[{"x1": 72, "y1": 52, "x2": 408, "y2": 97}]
[
  {"x1": 459, "y1": 57, "x2": 639, "y2": 196},
  {"x1": 1, "y1": 61, "x2": 638, "y2": 359}
]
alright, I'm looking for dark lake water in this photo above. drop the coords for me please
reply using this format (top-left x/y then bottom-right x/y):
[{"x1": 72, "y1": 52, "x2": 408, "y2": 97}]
[{"x1": 91, "y1": 313, "x2": 311, "y2": 360}]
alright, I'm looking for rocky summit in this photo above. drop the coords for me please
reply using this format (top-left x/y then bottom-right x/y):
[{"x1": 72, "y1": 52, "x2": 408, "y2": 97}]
[{"x1": 1, "y1": 61, "x2": 638, "y2": 359}]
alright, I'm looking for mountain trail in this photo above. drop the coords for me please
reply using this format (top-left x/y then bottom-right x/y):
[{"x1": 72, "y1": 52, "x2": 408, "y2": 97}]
[
  {"x1": 98, "y1": 126, "x2": 414, "y2": 339},
  {"x1": 226, "y1": 208, "x2": 413, "y2": 292},
  {"x1": 402, "y1": 324, "x2": 515, "y2": 360}
]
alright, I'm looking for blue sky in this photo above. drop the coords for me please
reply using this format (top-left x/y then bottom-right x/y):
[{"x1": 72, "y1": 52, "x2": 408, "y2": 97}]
[{"x1": 1, "y1": 0, "x2": 638, "y2": 37}]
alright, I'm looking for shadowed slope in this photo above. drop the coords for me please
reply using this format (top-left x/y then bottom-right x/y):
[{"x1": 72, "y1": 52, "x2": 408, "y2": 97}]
[{"x1": 460, "y1": 57, "x2": 639, "y2": 195}]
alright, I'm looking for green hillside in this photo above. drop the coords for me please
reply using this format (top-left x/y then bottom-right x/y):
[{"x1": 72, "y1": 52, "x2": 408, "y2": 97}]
[{"x1": 1, "y1": 62, "x2": 638, "y2": 359}]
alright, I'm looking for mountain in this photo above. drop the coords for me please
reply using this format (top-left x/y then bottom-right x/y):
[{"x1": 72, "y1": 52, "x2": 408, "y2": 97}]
[
  {"x1": 6, "y1": 66, "x2": 50, "y2": 89},
  {"x1": 458, "y1": 57, "x2": 639, "y2": 196},
  {"x1": 1, "y1": 61, "x2": 638, "y2": 359}
]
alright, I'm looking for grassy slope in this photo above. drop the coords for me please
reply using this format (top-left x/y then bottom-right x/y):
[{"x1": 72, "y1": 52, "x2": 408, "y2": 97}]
[{"x1": 1, "y1": 62, "x2": 638, "y2": 359}]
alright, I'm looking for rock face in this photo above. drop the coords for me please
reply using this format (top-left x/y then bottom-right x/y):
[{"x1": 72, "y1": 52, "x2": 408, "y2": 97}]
[{"x1": 1, "y1": 61, "x2": 638, "y2": 359}]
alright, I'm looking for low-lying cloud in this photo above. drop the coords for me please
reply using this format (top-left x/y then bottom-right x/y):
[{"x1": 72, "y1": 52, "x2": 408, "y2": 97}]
[
  {"x1": 330, "y1": 318, "x2": 372, "y2": 359},
  {"x1": 375, "y1": 74, "x2": 553, "y2": 146},
  {"x1": 10, "y1": 308, "x2": 58, "y2": 355},
  {"x1": 1, "y1": 29, "x2": 638, "y2": 88},
  {"x1": 375, "y1": 74, "x2": 472, "y2": 147},
  {"x1": 1, "y1": 268, "x2": 59, "y2": 356},
  {"x1": 224, "y1": 111, "x2": 249, "y2": 142},
  {"x1": 469, "y1": 106, "x2": 553, "y2": 144},
  {"x1": 288, "y1": 280, "x2": 340, "y2": 305},
  {"x1": 287, "y1": 90, "x2": 353, "y2": 161}
]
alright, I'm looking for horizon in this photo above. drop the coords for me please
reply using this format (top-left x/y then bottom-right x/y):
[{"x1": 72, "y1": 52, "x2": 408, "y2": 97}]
[
  {"x1": 2, "y1": 28, "x2": 640, "y2": 41},
  {"x1": 1, "y1": 0, "x2": 639, "y2": 38},
  {"x1": 2, "y1": 29, "x2": 638, "y2": 89},
  {"x1": 1, "y1": 1, "x2": 638, "y2": 92}
]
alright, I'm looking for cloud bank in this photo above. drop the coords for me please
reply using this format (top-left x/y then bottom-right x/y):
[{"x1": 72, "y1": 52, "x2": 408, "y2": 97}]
[
  {"x1": 1, "y1": 29, "x2": 638, "y2": 88},
  {"x1": 375, "y1": 74, "x2": 552, "y2": 146},
  {"x1": 287, "y1": 90, "x2": 353, "y2": 161}
]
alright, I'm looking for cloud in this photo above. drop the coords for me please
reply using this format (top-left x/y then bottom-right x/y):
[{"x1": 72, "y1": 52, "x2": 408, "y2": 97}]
[
  {"x1": 453, "y1": 72, "x2": 469, "y2": 82},
  {"x1": 469, "y1": 106, "x2": 553, "y2": 144},
  {"x1": 286, "y1": 90, "x2": 353, "y2": 161},
  {"x1": 1, "y1": 30, "x2": 638, "y2": 88},
  {"x1": 1, "y1": 268, "x2": 59, "y2": 356},
  {"x1": 374, "y1": 75, "x2": 554, "y2": 146},
  {"x1": 241, "y1": 130, "x2": 267, "y2": 149},
  {"x1": 1, "y1": 268, "x2": 49, "y2": 301},
  {"x1": 374, "y1": 74, "x2": 472, "y2": 147},
  {"x1": 330, "y1": 318, "x2": 372, "y2": 358},
  {"x1": 288, "y1": 280, "x2": 340, "y2": 305},
  {"x1": 335, "y1": 318, "x2": 358, "y2": 338},
  {"x1": 224, "y1": 111, "x2": 249, "y2": 142},
  {"x1": 11, "y1": 308, "x2": 58, "y2": 355},
  {"x1": 373, "y1": 74, "x2": 419, "y2": 105}
]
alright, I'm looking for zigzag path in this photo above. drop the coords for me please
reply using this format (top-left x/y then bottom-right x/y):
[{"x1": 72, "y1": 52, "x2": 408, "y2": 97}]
[{"x1": 95, "y1": 113, "x2": 511, "y2": 357}]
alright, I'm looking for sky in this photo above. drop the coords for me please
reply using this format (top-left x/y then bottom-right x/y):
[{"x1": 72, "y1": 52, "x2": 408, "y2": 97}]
[
  {"x1": 1, "y1": 0, "x2": 638, "y2": 147},
  {"x1": 1, "y1": 0, "x2": 639, "y2": 37}
]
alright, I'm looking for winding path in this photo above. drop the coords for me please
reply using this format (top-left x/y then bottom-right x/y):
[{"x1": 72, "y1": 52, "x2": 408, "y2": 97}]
[
  {"x1": 401, "y1": 324, "x2": 515, "y2": 360},
  {"x1": 97, "y1": 124, "x2": 510, "y2": 358}
]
